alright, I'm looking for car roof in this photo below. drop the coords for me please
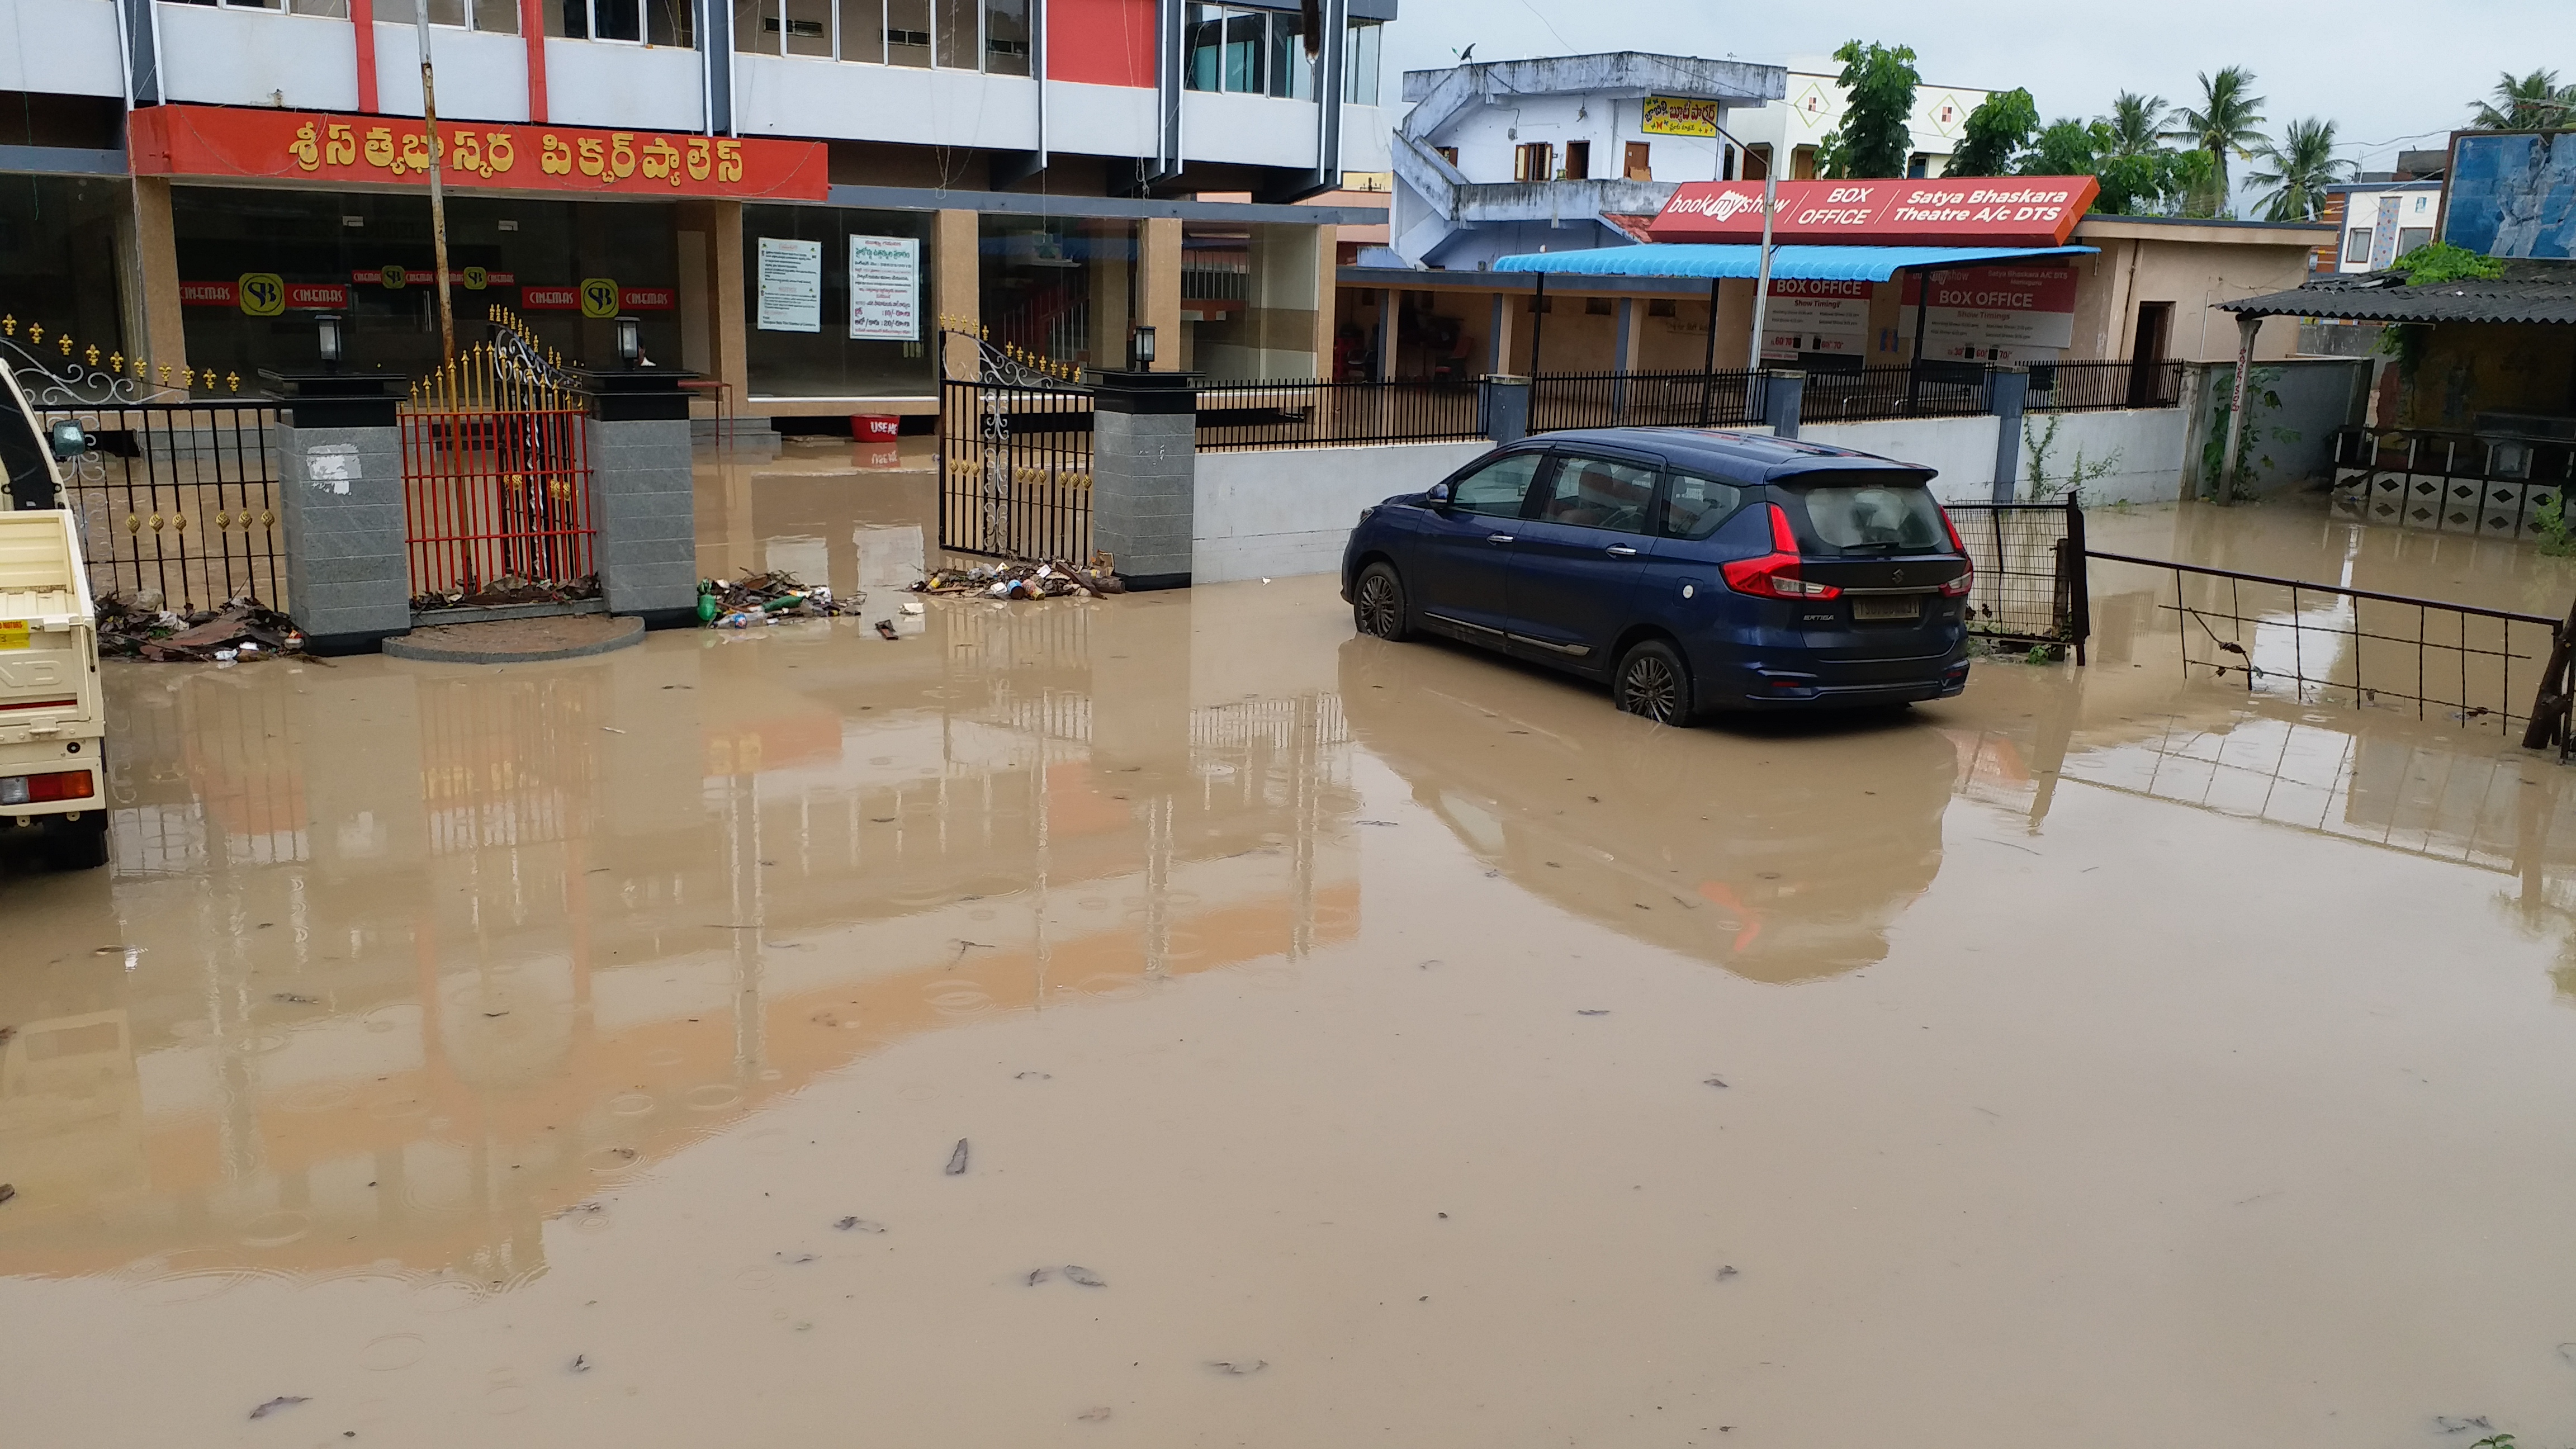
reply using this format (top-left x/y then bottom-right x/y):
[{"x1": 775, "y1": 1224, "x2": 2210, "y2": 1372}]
[{"x1": 1513, "y1": 427, "x2": 1938, "y2": 486}]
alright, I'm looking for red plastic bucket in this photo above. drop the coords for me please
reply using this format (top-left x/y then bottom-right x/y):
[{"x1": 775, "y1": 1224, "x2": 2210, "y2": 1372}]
[{"x1": 852, "y1": 414, "x2": 899, "y2": 442}]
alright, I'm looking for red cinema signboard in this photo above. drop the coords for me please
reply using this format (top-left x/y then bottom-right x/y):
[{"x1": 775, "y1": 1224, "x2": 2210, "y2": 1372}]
[
  {"x1": 128, "y1": 103, "x2": 828, "y2": 202},
  {"x1": 1651, "y1": 177, "x2": 2100, "y2": 247}
]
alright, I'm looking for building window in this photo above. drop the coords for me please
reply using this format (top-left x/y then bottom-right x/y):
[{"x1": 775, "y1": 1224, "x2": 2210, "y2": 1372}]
[
  {"x1": 376, "y1": 0, "x2": 517, "y2": 32},
  {"x1": 2396, "y1": 226, "x2": 2432, "y2": 257},
  {"x1": 735, "y1": 0, "x2": 1008, "y2": 69},
  {"x1": 1514, "y1": 143, "x2": 1555, "y2": 182},
  {"x1": 1434, "y1": 145, "x2": 1458, "y2": 167},
  {"x1": 1562, "y1": 140, "x2": 1590, "y2": 180},
  {"x1": 1264, "y1": 6, "x2": 1314, "y2": 100},
  {"x1": 2343, "y1": 226, "x2": 2371, "y2": 264},
  {"x1": 744, "y1": 205, "x2": 934, "y2": 398},
  {"x1": 553, "y1": 0, "x2": 688, "y2": 42},
  {"x1": 1744, "y1": 143, "x2": 1771, "y2": 179},
  {"x1": 1906, "y1": 152, "x2": 1929, "y2": 178},
  {"x1": 1343, "y1": 18, "x2": 1380, "y2": 105},
  {"x1": 1791, "y1": 145, "x2": 1817, "y2": 180},
  {"x1": 1185, "y1": 5, "x2": 1271, "y2": 94}
]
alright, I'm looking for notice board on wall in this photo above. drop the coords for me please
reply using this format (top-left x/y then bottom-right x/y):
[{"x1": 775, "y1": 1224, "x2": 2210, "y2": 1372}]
[
  {"x1": 1896, "y1": 265, "x2": 2078, "y2": 362},
  {"x1": 847, "y1": 236, "x2": 920, "y2": 340},
  {"x1": 757, "y1": 238, "x2": 822, "y2": 333}
]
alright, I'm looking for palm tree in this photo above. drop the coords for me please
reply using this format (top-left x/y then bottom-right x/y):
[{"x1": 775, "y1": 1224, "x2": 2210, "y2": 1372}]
[
  {"x1": 2470, "y1": 68, "x2": 2575, "y2": 130},
  {"x1": 2104, "y1": 92, "x2": 2167, "y2": 158},
  {"x1": 2166, "y1": 65, "x2": 2268, "y2": 200},
  {"x1": 2247, "y1": 117, "x2": 2351, "y2": 221}
]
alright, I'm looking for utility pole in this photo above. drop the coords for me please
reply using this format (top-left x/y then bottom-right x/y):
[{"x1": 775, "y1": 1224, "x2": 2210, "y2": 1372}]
[
  {"x1": 414, "y1": 7, "x2": 456, "y2": 372},
  {"x1": 1747, "y1": 152, "x2": 1778, "y2": 371}
]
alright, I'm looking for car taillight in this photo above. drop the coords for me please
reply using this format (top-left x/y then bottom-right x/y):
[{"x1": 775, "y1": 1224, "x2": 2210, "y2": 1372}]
[
  {"x1": 1721, "y1": 503, "x2": 1841, "y2": 600},
  {"x1": 0, "y1": 770, "x2": 93, "y2": 807},
  {"x1": 1935, "y1": 505, "x2": 1975, "y2": 597}
]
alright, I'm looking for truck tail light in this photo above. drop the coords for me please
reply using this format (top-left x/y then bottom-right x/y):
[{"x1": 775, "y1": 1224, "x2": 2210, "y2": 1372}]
[{"x1": 0, "y1": 770, "x2": 93, "y2": 807}]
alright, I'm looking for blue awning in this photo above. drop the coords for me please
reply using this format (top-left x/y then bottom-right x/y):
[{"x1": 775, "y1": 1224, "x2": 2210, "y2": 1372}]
[{"x1": 1490, "y1": 243, "x2": 2097, "y2": 282}]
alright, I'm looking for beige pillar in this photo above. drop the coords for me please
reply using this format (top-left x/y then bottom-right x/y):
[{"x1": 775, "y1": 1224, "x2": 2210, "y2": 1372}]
[
  {"x1": 935, "y1": 209, "x2": 980, "y2": 381},
  {"x1": 1489, "y1": 290, "x2": 1517, "y2": 375},
  {"x1": 129, "y1": 177, "x2": 187, "y2": 387},
  {"x1": 1087, "y1": 218, "x2": 1131, "y2": 370},
  {"x1": 1715, "y1": 277, "x2": 1758, "y2": 370},
  {"x1": 1138, "y1": 216, "x2": 1182, "y2": 372},
  {"x1": 1617, "y1": 296, "x2": 1645, "y2": 373},
  {"x1": 1313, "y1": 221, "x2": 1337, "y2": 379},
  {"x1": 680, "y1": 200, "x2": 749, "y2": 408}
]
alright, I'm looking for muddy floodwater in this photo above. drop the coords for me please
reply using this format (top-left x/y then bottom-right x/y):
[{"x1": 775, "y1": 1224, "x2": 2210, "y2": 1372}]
[{"x1": 11, "y1": 496, "x2": 2576, "y2": 1447}]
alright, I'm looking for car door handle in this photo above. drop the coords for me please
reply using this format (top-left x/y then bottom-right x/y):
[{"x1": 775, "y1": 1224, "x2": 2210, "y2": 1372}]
[
  {"x1": 1486, "y1": 533, "x2": 1516, "y2": 544},
  {"x1": 1604, "y1": 544, "x2": 1639, "y2": 557}
]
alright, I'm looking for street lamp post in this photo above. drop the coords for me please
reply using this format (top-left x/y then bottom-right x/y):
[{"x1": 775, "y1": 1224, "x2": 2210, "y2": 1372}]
[{"x1": 1703, "y1": 122, "x2": 1780, "y2": 373}]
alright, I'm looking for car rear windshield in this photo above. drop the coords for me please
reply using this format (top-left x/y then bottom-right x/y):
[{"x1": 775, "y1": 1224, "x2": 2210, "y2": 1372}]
[{"x1": 1778, "y1": 472, "x2": 1948, "y2": 555}]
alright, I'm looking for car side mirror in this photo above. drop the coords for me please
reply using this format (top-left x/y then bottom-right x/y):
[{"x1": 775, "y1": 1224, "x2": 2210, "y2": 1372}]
[
  {"x1": 1424, "y1": 482, "x2": 1452, "y2": 506},
  {"x1": 48, "y1": 420, "x2": 91, "y2": 461}
]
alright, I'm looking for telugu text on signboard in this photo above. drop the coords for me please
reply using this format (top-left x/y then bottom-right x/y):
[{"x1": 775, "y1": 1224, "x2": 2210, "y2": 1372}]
[
  {"x1": 1641, "y1": 96, "x2": 1720, "y2": 138},
  {"x1": 847, "y1": 236, "x2": 920, "y2": 341}
]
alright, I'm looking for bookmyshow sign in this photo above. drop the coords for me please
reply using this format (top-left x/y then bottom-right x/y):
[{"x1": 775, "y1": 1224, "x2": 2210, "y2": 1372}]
[{"x1": 1652, "y1": 177, "x2": 2099, "y2": 247}]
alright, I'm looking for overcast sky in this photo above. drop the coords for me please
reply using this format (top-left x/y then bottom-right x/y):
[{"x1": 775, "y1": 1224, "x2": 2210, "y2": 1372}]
[{"x1": 1379, "y1": 0, "x2": 2574, "y2": 178}]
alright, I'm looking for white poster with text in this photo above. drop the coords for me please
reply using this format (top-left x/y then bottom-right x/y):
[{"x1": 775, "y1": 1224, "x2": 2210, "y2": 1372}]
[
  {"x1": 848, "y1": 235, "x2": 920, "y2": 340},
  {"x1": 756, "y1": 236, "x2": 821, "y2": 333},
  {"x1": 1760, "y1": 277, "x2": 1872, "y2": 359}
]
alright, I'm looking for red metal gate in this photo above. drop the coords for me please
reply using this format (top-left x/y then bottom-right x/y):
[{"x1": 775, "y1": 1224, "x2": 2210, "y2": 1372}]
[{"x1": 401, "y1": 320, "x2": 597, "y2": 608}]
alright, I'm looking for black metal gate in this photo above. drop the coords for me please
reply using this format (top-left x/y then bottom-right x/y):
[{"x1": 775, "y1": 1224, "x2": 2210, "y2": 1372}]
[
  {"x1": 42, "y1": 400, "x2": 285, "y2": 611},
  {"x1": 939, "y1": 377, "x2": 1094, "y2": 562},
  {"x1": 1945, "y1": 498, "x2": 2090, "y2": 660}
]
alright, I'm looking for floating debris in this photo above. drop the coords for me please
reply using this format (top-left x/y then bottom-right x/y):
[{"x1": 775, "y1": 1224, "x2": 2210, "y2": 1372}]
[
  {"x1": 99, "y1": 593, "x2": 305, "y2": 662},
  {"x1": 1703, "y1": 1076, "x2": 1729, "y2": 1089},
  {"x1": 570, "y1": 1355, "x2": 590, "y2": 1373},
  {"x1": 1076, "y1": 1407, "x2": 1112, "y2": 1423},
  {"x1": 410, "y1": 574, "x2": 599, "y2": 614},
  {"x1": 1715, "y1": 1265, "x2": 1740, "y2": 1282},
  {"x1": 247, "y1": 1396, "x2": 309, "y2": 1420},
  {"x1": 834, "y1": 1216, "x2": 887, "y2": 1234},
  {"x1": 912, "y1": 560, "x2": 1120, "y2": 600},
  {"x1": 1061, "y1": 1265, "x2": 1106, "y2": 1287},
  {"x1": 1026, "y1": 1267, "x2": 1054, "y2": 1286},
  {"x1": 1205, "y1": 1360, "x2": 1267, "y2": 1376},
  {"x1": 945, "y1": 1139, "x2": 970, "y2": 1176},
  {"x1": 697, "y1": 570, "x2": 866, "y2": 629}
]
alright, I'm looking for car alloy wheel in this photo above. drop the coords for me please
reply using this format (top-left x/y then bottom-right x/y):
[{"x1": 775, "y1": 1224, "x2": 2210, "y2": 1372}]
[
  {"x1": 1355, "y1": 565, "x2": 1408, "y2": 641},
  {"x1": 1617, "y1": 643, "x2": 1688, "y2": 724}
]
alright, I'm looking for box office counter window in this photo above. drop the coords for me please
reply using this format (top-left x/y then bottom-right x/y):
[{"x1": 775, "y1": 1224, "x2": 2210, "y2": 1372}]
[
  {"x1": 743, "y1": 205, "x2": 934, "y2": 397},
  {"x1": 172, "y1": 188, "x2": 684, "y2": 384}
]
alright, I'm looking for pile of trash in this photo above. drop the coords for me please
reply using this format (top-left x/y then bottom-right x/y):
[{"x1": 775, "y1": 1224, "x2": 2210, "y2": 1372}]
[
  {"x1": 409, "y1": 575, "x2": 602, "y2": 613},
  {"x1": 697, "y1": 570, "x2": 866, "y2": 629},
  {"x1": 96, "y1": 591, "x2": 306, "y2": 662},
  {"x1": 912, "y1": 560, "x2": 1122, "y2": 600}
]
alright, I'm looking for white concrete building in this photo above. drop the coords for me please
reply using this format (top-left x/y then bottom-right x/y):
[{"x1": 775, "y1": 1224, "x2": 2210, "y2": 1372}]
[
  {"x1": 1387, "y1": 52, "x2": 1785, "y2": 271},
  {"x1": 1726, "y1": 67, "x2": 1996, "y2": 182},
  {"x1": 2321, "y1": 181, "x2": 2445, "y2": 273}
]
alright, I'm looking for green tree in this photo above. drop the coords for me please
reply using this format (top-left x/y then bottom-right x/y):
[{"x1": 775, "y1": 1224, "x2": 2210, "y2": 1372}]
[
  {"x1": 2165, "y1": 65, "x2": 2267, "y2": 209},
  {"x1": 2247, "y1": 116, "x2": 2351, "y2": 221},
  {"x1": 2104, "y1": 92, "x2": 2168, "y2": 158},
  {"x1": 2470, "y1": 68, "x2": 2575, "y2": 129},
  {"x1": 2024, "y1": 117, "x2": 2108, "y2": 178},
  {"x1": 1949, "y1": 87, "x2": 2038, "y2": 176},
  {"x1": 1817, "y1": 40, "x2": 1921, "y2": 179}
]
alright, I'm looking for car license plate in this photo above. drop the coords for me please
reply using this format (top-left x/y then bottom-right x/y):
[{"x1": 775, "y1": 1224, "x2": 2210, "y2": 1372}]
[{"x1": 1850, "y1": 595, "x2": 1920, "y2": 622}]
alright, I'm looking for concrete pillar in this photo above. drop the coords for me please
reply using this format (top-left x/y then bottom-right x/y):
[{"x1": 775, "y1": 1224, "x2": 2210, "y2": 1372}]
[
  {"x1": 1489, "y1": 290, "x2": 1517, "y2": 376},
  {"x1": 1987, "y1": 364, "x2": 2030, "y2": 503},
  {"x1": 1762, "y1": 368, "x2": 1806, "y2": 441},
  {"x1": 1137, "y1": 217, "x2": 1183, "y2": 372},
  {"x1": 270, "y1": 381, "x2": 409, "y2": 655},
  {"x1": 936, "y1": 209, "x2": 981, "y2": 381},
  {"x1": 1311, "y1": 220, "x2": 1337, "y2": 378},
  {"x1": 1375, "y1": 286, "x2": 1396, "y2": 381},
  {"x1": 706, "y1": 200, "x2": 749, "y2": 408},
  {"x1": 1090, "y1": 369, "x2": 1197, "y2": 589},
  {"x1": 129, "y1": 177, "x2": 188, "y2": 385},
  {"x1": 583, "y1": 373, "x2": 700, "y2": 626},
  {"x1": 1088, "y1": 218, "x2": 1133, "y2": 370},
  {"x1": 1481, "y1": 374, "x2": 1530, "y2": 444},
  {"x1": 1611, "y1": 297, "x2": 1638, "y2": 420}
]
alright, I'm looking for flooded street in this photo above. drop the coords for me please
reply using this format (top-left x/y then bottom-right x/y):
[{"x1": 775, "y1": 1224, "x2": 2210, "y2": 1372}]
[{"x1": 11, "y1": 495, "x2": 2576, "y2": 1447}]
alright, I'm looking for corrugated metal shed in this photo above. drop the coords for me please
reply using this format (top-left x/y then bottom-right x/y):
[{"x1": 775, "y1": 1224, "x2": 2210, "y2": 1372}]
[
  {"x1": 1490, "y1": 243, "x2": 2097, "y2": 282},
  {"x1": 2222, "y1": 267, "x2": 2576, "y2": 325}
]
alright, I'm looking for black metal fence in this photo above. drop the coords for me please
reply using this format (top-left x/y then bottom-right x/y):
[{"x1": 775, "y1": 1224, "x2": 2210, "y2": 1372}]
[
  {"x1": 1195, "y1": 377, "x2": 1485, "y2": 452},
  {"x1": 939, "y1": 378, "x2": 1095, "y2": 561},
  {"x1": 1947, "y1": 498, "x2": 2090, "y2": 659},
  {"x1": 1794, "y1": 363, "x2": 1994, "y2": 423},
  {"x1": 1527, "y1": 368, "x2": 1767, "y2": 433},
  {"x1": 2090, "y1": 550, "x2": 2560, "y2": 732},
  {"x1": 38, "y1": 400, "x2": 285, "y2": 611},
  {"x1": 2030, "y1": 358, "x2": 2185, "y2": 411}
]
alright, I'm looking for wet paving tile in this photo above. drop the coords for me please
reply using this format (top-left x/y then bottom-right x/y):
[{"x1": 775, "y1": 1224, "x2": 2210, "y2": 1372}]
[{"x1": 5, "y1": 501, "x2": 2576, "y2": 1445}]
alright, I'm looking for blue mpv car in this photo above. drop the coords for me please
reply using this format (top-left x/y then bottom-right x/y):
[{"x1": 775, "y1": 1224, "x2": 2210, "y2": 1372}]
[{"x1": 1338, "y1": 428, "x2": 1974, "y2": 723}]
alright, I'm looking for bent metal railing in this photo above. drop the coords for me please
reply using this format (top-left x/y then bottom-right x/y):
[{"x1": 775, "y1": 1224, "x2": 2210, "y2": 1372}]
[
  {"x1": 1948, "y1": 498, "x2": 2089, "y2": 660},
  {"x1": 2090, "y1": 551, "x2": 2562, "y2": 736}
]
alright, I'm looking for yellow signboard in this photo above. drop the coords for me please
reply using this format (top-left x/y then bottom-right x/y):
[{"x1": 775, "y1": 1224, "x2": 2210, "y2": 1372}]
[
  {"x1": 580, "y1": 278, "x2": 621, "y2": 319},
  {"x1": 1641, "y1": 96, "x2": 1720, "y2": 138},
  {"x1": 238, "y1": 273, "x2": 285, "y2": 316},
  {"x1": 0, "y1": 621, "x2": 28, "y2": 650}
]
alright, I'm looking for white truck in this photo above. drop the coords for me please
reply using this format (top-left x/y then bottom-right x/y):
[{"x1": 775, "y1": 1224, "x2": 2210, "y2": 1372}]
[{"x1": 0, "y1": 362, "x2": 106, "y2": 870}]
